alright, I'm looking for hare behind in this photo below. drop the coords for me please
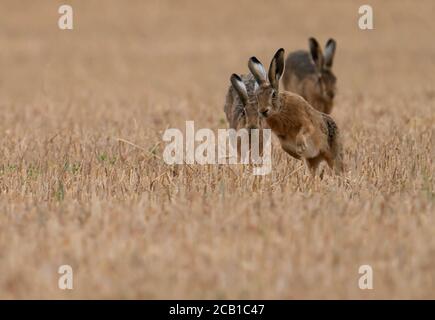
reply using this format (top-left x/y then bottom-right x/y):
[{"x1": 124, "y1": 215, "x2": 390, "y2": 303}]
[
  {"x1": 224, "y1": 73, "x2": 265, "y2": 156},
  {"x1": 282, "y1": 37, "x2": 337, "y2": 114},
  {"x1": 248, "y1": 48, "x2": 344, "y2": 175},
  {"x1": 224, "y1": 73, "x2": 260, "y2": 131}
]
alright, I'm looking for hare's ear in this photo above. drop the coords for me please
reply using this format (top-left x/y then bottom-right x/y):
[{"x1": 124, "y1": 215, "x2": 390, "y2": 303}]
[
  {"x1": 268, "y1": 48, "x2": 285, "y2": 91},
  {"x1": 324, "y1": 38, "x2": 336, "y2": 69},
  {"x1": 248, "y1": 57, "x2": 267, "y2": 85},
  {"x1": 230, "y1": 74, "x2": 248, "y2": 105},
  {"x1": 308, "y1": 37, "x2": 324, "y2": 70}
]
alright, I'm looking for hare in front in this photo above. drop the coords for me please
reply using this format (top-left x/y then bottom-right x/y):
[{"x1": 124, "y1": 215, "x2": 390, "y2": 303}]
[
  {"x1": 247, "y1": 48, "x2": 344, "y2": 176},
  {"x1": 224, "y1": 73, "x2": 265, "y2": 156},
  {"x1": 282, "y1": 37, "x2": 337, "y2": 114}
]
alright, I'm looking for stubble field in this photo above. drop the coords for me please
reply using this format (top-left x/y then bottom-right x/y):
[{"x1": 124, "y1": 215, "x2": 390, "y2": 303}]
[{"x1": 0, "y1": 0, "x2": 434, "y2": 299}]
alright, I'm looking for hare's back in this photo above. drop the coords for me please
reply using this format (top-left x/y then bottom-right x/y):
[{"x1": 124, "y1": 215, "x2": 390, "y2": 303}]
[{"x1": 285, "y1": 50, "x2": 316, "y2": 80}]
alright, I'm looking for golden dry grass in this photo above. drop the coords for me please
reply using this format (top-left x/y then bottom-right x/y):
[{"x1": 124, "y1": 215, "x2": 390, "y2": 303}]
[{"x1": 0, "y1": 0, "x2": 434, "y2": 299}]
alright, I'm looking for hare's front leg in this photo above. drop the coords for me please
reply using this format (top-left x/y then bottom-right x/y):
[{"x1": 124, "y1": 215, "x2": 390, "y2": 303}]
[
  {"x1": 295, "y1": 126, "x2": 318, "y2": 158},
  {"x1": 295, "y1": 130, "x2": 308, "y2": 155},
  {"x1": 296, "y1": 135, "x2": 308, "y2": 156}
]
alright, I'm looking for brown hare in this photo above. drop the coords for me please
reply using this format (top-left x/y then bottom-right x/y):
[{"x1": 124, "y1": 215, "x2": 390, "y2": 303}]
[
  {"x1": 247, "y1": 48, "x2": 344, "y2": 176},
  {"x1": 224, "y1": 73, "x2": 265, "y2": 156},
  {"x1": 282, "y1": 37, "x2": 337, "y2": 114}
]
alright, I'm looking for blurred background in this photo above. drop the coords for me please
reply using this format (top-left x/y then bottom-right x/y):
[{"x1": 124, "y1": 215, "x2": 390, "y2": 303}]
[{"x1": 1, "y1": 0, "x2": 434, "y2": 110}]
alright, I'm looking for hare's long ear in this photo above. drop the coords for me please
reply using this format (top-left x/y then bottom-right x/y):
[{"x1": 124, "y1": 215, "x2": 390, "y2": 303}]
[
  {"x1": 268, "y1": 48, "x2": 285, "y2": 91},
  {"x1": 324, "y1": 38, "x2": 336, "y2": 69},
  {"x1": 248, "y1": 57, "x2": 267, "y2": 86},
  {"x1": 308, "y1": 37, "x2": 324, "y2": 70},
  {"x1": 230, "y1": 74, "x2": 248, "y2": 105}
]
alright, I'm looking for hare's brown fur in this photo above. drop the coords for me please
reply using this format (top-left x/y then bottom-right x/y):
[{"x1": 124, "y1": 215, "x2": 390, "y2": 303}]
[
  {"x1": 248, "y1": 48, "x2": 343, "y2": 175},
  {"x1": 265, "y1": 91, "x2": 343, "y2": 174}
]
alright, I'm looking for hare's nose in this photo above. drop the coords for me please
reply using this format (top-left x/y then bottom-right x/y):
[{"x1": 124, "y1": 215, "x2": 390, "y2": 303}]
[{"x1": 260, "y1": 108, "x2": 270, "y2": 117}]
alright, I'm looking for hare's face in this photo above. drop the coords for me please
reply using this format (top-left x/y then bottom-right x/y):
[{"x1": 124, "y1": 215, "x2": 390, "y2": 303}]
[
  {"x1": 319, "y1": 69, "x2": 336, "y2": 103},
  {"x1": 256, "y1": 84, "x2": 279, "y2": 118},
  {"x1": 244, "y1": 100, "x2": 261, "y2": 130},
  {"x1": 248, "y1": 48, "x2": 285, "y2": 118},
  {"x1": 237, "y1": 99, "x2": 261, "y2": 130},
  {"x1": 230, "y1": 74, "x2": 261, "y2": 131}
]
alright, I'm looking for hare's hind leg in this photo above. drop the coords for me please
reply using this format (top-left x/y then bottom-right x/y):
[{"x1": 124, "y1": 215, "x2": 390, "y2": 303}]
[
  {"x1": 329, "y1": 138, "x2": 345, "y2": 175},
  {"x1": 333, "y1": 153, "x2": 345, "y2": 175},
  {"x1": 324, "y1": 153, "x2": 344, "y2": 175},
  {"x1": 306, "y1": 155, "x2": 323, "y2": 177}
]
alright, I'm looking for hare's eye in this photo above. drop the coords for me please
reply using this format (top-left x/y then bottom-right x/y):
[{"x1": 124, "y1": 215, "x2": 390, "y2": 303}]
[
  {"x1": 317, "y1": 75, "x2": 323, "y2": 83},
  {"x1": 272, "y1": 91, "x2": 277, "y2": 99}
]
